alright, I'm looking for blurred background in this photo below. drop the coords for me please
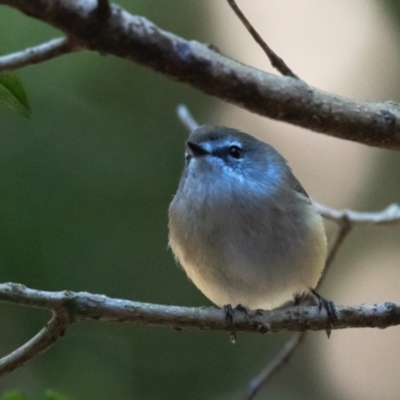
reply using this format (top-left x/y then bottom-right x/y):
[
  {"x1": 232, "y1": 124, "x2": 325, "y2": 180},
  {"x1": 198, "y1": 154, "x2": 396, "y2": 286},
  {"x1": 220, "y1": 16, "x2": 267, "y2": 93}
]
[{"x1": 0, "y1": 0, "x2": 399, "y2": 399}]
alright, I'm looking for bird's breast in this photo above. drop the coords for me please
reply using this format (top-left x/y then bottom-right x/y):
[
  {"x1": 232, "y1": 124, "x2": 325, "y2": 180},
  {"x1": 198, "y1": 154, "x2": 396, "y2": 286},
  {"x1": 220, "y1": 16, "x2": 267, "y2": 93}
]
[{"x1": 168, "y1": 179, "x2": 326, "y2": 309}]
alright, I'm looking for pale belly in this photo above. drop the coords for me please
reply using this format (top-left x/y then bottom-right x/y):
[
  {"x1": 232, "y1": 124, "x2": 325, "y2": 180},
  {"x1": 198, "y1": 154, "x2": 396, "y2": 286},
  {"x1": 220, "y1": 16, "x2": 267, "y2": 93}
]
[{"x1": 169, "y1": 204, "x2": 327, "y2": 310}]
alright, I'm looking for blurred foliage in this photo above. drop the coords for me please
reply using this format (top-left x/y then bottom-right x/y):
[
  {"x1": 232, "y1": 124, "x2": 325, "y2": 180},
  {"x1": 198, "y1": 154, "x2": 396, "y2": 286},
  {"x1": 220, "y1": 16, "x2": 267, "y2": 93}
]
[
  {"x1": 0, "y1": 72, "x2": 31, "y2": 118},
  {"x1": 2, "y1": 390, "x2": 71, "y2": 400},
  {"x1": 0, "y1": 1, "x2": 399, "y2": 400},
  {"x1": 385, "y1": 0, "x2": 400, "y2": 25}
]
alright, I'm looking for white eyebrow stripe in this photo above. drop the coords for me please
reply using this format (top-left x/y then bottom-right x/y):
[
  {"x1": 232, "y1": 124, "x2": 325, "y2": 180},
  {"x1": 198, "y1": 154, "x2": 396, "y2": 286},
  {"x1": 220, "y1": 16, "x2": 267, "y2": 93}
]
[
  {"x1": 199, "y1": 139, "x2": 243, "y2": 154},
  {"x1": 220, "y1": 139, "x2": 242, "y2": 148}
]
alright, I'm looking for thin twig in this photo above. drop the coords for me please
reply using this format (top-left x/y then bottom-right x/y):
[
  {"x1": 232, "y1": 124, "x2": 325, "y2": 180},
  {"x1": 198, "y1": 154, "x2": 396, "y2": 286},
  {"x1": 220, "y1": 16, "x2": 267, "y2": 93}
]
[
  {"x1": 314, "y1": 202, "x2": 400, "y2": 226},
  {"x1": 322, "y1": 219, "x2": 352, "y2": 281},
  {"x1": 226, "y1": 0, "x2": 298, "y2": 79},
  {"x1": 177, "y1": 104, "x2": 199, "y2": 132},
  {"x1": 0, "y1": 37, "x2": 78, "y2": 72},
  {"x1": 0, "y1": 311, "x2": 72, "y2": 376},
  {"x1": 246, "y1": 332, "x2": 306, "y2": 400}
]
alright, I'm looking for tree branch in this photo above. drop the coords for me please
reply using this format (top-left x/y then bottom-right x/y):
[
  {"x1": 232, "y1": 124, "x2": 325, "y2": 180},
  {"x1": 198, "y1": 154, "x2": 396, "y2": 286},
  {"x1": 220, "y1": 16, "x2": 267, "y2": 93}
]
[
  {"x1": 0, "y1": 37, "x2": 78, "y2": 72},
  {"x1": 4, "y1": 280, "x2": 399, "y2": 377},
  {"x1": 314, "y1": 202, "x2": 400, "y2": 226},
  {"x1": 177, "y1": 104, "x2": 199, "y2": 132},
  {"x1": 246, "y1": 332, "x2": 306, "y2": 400},
  {"x1": 0, "y1": 0, "x2": 400, "y2": 149},
  {"x1": 0, "y1": 283, "x2": 399, "y2": 334},
  {"x1": 226, "y1": 0, "x2": 298, "y2": 79},
  {"x1": 0, "y1": 311, "x2": 72, "y2": 376}
]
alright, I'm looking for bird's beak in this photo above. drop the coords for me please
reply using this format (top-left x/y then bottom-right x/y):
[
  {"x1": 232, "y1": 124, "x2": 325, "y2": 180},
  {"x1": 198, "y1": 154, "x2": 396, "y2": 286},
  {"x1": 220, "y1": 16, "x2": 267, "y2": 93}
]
[{"x1": 186, "y1": 141, "x2": 209, "y2": 157}]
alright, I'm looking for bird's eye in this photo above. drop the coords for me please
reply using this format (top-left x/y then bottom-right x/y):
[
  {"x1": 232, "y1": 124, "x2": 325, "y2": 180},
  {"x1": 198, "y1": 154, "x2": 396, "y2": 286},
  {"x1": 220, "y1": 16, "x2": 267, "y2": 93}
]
[{"x1": 228, "y1": 145, "x2": 242, "y2": 159}]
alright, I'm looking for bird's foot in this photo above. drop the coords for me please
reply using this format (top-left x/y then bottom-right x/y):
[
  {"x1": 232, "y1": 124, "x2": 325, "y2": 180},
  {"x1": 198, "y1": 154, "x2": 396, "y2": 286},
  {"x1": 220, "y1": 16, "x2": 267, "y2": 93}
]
[
  {"x1": 310, "y1": 289, "x2": 338, "y2": 338},
  {"x1": 223, "y1": 304, "x2": 236, "y2": 344}
]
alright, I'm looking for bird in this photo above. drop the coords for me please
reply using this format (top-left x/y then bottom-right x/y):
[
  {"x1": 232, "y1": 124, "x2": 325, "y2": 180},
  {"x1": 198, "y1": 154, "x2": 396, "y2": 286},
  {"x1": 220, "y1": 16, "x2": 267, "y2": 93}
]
[{"x1": 168, "y1": 124, "x2": 332, "y2": 321}]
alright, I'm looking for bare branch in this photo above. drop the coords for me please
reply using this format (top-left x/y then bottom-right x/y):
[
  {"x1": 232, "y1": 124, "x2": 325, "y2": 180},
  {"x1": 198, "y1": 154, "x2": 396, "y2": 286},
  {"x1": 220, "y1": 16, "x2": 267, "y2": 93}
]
[
  {"x1": 314, "y1": 202, "x2": 400, "y2": 226},
  {"x1": 322, "y1": 220, "x2": 351, "y2": 281},
  {"x1": 0, "y1": 37, "x2": 78, "y2": 72},
  {"x1": 0, "y1": 283, "x2": 400, "y2": 333},
  {"x1": 246, "y1": 332, "x2": 306, "y2": 400},
  {"x1": 177, "y1": 104, "x2": 199, "y2": 132},
  {"x1": 226, "y1": 0, "x2": 298, "y2": 79},
  {"x1": 0, "y1": 311, "x2": 72, "y2": 376},
  {"x1": 1, "y1": 0, "x2": 400, "y2": 149}
]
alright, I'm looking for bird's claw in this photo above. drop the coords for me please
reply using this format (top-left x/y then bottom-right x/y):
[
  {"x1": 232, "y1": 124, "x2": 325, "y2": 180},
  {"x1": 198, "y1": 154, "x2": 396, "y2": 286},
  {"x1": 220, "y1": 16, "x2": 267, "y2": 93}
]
[{"x1": 311, "y1": 289, "x2": 338, "y2": 338}]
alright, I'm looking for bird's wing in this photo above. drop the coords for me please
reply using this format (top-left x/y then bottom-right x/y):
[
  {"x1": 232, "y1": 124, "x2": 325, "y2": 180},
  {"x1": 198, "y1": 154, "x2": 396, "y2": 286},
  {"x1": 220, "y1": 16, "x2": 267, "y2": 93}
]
[{"x1": 287, "y1": 172, "x2": 310, "y2": 200}]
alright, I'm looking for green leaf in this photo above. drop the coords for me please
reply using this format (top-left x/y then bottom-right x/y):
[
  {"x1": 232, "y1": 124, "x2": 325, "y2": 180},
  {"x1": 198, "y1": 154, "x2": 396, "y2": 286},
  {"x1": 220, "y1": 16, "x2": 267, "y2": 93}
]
[
  {"x1": 0, "y1": 72, "x2": 31, "y2": 118},
  {"x1": 2, "y1": 391, "x2": 28, "y2": 400}
]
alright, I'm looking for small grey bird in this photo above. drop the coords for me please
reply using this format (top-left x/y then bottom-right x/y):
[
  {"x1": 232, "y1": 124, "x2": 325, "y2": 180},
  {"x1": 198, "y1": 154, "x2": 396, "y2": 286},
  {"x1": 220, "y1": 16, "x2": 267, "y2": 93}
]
[{"x1": 168, "y1": 124, "x2": 328, "y2": 312}]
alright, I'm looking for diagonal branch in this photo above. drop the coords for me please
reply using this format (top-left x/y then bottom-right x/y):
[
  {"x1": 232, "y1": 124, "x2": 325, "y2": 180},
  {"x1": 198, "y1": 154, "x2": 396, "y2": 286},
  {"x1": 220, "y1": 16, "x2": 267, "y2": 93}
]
[
  {"x1": 226, "y1": 0, "x2": 298, "y2": 79},
  {"x1": 0, "y1": 37, "x2": 78, "y2": 72},
  {"x1": 0, "y1": 0, "x2": 400, "y2": 149},
  {"x1": 177, "y1": 104, "x2": 199, "y2": 132},
  {"x1": 0, "y1": 311, "x2": 72, "y2": 376},
  {"x1": 246, "y1": 332, "x2": 306, "y2": 400}
]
